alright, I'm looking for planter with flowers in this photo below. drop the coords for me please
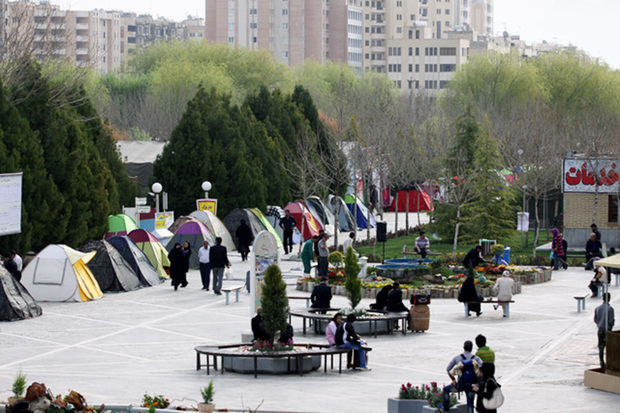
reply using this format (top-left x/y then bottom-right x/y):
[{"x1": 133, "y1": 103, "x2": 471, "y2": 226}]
[{"x1": 388, "y1": 382, "x2": 458, "y2": 413}]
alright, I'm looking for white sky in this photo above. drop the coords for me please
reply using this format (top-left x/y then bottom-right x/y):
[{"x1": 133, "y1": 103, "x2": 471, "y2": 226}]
[{"x1": 58, "y1": 0, "x2": 620, "y2": 69}]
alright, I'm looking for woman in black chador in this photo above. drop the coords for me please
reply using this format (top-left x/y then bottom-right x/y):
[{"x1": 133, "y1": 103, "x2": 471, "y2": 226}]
[
  {"x1": 235, "y1": 220, "x2": 254, "y2": 261},
  {"x1": 458, "y1": 275, "x2": 482, "y2": 316},
  {"x1": 168, "y1": 243, "x2": 185, "y2": 291}
]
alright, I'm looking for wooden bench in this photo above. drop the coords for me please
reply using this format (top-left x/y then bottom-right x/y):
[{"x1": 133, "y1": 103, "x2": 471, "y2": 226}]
[
  {"x1": 465, "y1": 300, "x2": 515, "y2": 318},
  {"x1": 288, "y1": 296, "x2": 312, "y2": 308},
  {"x1": 574, "y1": 294, "x2": 589, "y2": 313},
  {"x1": 221, "y1": 285, "x2": 244, "y2": 305}
]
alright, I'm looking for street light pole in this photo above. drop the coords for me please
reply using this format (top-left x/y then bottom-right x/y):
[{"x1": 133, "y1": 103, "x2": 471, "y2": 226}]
[
  {"x1": 201, "y1": 181, "x2": 212, "y2": 199},
  {"x1": 152, "y1": 182, "x2": 163, "y2": 213},
  {"x1": 522, "y1": 185, "x2": 528, "y2": 247}
]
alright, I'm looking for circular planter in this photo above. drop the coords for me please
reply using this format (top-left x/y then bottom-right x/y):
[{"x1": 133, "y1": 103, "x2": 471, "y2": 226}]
[
  {"x1": 222, "y1": 355, "x2": 316, "y2": 374},
  {"x1": 197, "y1": 403, "x2": 215, "y2": 413}
]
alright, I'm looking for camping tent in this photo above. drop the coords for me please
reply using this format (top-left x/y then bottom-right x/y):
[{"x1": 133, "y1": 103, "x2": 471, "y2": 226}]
[
  {"x1": 0, "y1": 267, "x2": 42, "y2": 321},
  {"x1": 80, "y1": 240, "x2": 142, "y2": 292},
  {"x1": 327, "y1": 195, "x2": 357, "y2": 232},
  {"x1": 223, "y1": 208, "x2": 281, "y2": 249},
  {"x1": 189, "y1": 210, "x2": 235, "y2": 251},
  {"x1": 166, "y1": 221, "x2": 216, "y2": 269},
  {"x1": 388, "y1": 189, "x2": 433, "y2": 212},
  {"x1": 284, "y1": 201, "x2": 323, "y2": 241},
  {"x1": 21, "y1": 245, "x2": 103, "y2": 302},
  {"x1": 128, "y1": 229, "x2": 171, "y2": 279},
  {"x1": 168, "y1": 215, "x2": 201, "y2": 234},
  {"x1": 105, "y1": 214, "x2": 139, "y2": 239},
  {"x1": 306, "y1": 196, "x2": 336, "y2": 227},
  {"x1": 248, "y1": 208, "x2": 283, "y2": 246},
  {"x1": 107, "y1": 236, "x2": 163, "y2": 287},
  {"x1": 344, "y1": 194, "x2": 377, "y2": 229}
]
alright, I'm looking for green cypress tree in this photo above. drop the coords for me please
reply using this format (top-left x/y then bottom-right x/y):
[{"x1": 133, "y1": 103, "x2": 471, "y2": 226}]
[
  {"x1": 0, "y1": 78, "x2": 60, "y2": 252},
  {"x1": 260, "y1": 264, "x2": 289, "y2": 344},
  {"x1": 461, "y1": 115, "x2": 517, "y2": 241},
  {"x1": 344, "y1": 248, "x2": 362, "y2": 309}
]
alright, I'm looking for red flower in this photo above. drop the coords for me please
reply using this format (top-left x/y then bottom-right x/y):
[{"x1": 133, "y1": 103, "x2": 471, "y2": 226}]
[{"x1": 407, "y1": 382, "x2": 412, "y2": 387}]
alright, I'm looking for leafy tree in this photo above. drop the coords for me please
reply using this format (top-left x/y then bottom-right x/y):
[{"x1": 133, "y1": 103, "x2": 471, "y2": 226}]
[
  {"x1": 344, "y1": 248, "x2": 361, "y2": 309},
  {"x1": 260, "y1": 264, "x2": 289, "y2": 344},
  {"x1": 460, "y1": 115, "x2": 517, "y2": 242}
]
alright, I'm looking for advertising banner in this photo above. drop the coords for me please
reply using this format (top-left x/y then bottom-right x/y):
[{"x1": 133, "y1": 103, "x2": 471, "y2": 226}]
[
  {"x1": 0, "y1": 172, "x2": 22, "y2": 236},
  {"x1": 563, "y1": 158, "x2": 619, "y2": 194},
  {"x1": 197, "y1": 198, "x2": 218, "y2": 215}
]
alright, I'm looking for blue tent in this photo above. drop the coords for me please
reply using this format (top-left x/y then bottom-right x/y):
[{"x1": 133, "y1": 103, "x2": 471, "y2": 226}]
[{"x1": 344, "y1": 194, "x2": 377, "y2": 229}]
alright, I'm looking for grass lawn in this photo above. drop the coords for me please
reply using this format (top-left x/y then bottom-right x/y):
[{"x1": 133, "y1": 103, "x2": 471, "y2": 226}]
[{"x1": 357, "y1": 228, "x2": 563, "y2": 261}]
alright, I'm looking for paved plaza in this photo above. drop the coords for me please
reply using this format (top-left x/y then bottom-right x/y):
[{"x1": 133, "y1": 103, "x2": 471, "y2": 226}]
[{"x1": 1, "y1": 213, "x2": 619, "y2": 412}]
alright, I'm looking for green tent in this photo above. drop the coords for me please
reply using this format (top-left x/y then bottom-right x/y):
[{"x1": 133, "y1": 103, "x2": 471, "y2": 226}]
[
  {"x1": 248, "y1": 208, "x2": 283, "y2": 247},
  {"x1": 105, "y1": 214, "x2": 139, "y2": 240}
]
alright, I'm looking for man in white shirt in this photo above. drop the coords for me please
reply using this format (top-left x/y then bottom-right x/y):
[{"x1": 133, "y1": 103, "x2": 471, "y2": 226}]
[
  {"x1": 343, "y1": 232, "x2": 356, "y2": 256},
  {"x1": 198, "y1": 240, "x2": 211, "y2": 291},
  {"x1": 318, "y1": 234, "x2": 329, "y2": 278},
  {"x1": 10, "y1": 250, "x2": 22, "y2": 272},
  {"x1": 415, "y1": 231, "x2": 430, "y2": 258}
]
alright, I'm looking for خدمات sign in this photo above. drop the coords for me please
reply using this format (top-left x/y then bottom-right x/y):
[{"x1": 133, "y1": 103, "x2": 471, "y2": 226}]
[{"x1": 562, "y1": 158, "x2": 619, "y2": 194}]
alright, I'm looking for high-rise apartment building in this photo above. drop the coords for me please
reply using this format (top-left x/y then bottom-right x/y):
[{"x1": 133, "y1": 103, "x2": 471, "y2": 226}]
[
  {"x1": 205, "y1": 0, "x2": 363, "y2": 69},
  {"x1": 5, "y1": 1, "x2": 121, "y2": 73}
]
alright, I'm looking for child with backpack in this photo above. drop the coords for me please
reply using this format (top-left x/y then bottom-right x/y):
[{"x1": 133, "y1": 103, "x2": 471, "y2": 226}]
[{"x1": 440, "y1": 340, "x2": 483, "y2": 413}]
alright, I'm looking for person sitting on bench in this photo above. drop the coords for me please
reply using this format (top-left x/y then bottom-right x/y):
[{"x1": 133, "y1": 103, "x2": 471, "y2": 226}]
[
  {"x1": 415, "y1": 231, "x2": 430, "y2": 258},
  {"x1": 311, "y1": 276, "x2": 332, "y2": 311},
  {"x1": 335, "y1": 314, "x2": 371, "y2": 371},
  {"x1": 585, "y1": 233, "x2": 603, "y2": 270},
  {"x1": 251, "y1": 308, "x2": 270, "y2": 342},
  {"x1": 589, "y1": 265, "x2": 608, "y2": 298}
]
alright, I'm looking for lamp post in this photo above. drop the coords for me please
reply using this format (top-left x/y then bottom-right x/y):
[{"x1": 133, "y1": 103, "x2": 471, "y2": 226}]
[
  {"x1": 201, "y1": 181, "x2": 212, "y2": 198},
  {"x1": 152, "y1": 182, "x2": 163, "y2": 213},
  {"x1": 522, "y1": 185, "x2": 528, "y2": 248}
]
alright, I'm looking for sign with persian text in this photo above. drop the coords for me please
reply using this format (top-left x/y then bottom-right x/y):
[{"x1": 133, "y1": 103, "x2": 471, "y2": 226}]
[{"x1": 562, "y1": 158, "x2": 619, "y2": 194}]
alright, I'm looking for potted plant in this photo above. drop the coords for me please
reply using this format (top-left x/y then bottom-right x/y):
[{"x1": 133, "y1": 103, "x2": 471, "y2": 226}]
[
  {"x1": 198, "y1": 380, "x2": 215, "y2": 413},
  {"x1": 9, "y1": 370, "x2": 27, "y2": 404},
  {"x1": 328, "y1": 251, "x2": 344, "y2": 271},
  {"x1": 421, "y1": 383, "x2": 459, "y2": 412},
  {"x1": 387, "y1": 382, "x2": 431, "y2": 413}
]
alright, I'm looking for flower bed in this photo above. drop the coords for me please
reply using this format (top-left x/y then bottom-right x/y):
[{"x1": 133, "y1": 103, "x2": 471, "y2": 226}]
[{"x1": 296, "y1": 265, "x2": 551, "y2": 299}]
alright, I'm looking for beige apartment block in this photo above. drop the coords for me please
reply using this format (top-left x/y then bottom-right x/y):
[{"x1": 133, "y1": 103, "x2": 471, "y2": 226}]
[
  {"x1": 6, "y1": 1, "x2": 121, "y2": 73},
  {"x1": 205, "y1": 0, "x2": 362, "y2": 68}
]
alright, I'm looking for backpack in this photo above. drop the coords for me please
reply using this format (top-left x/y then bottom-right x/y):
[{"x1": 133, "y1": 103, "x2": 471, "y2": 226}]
[{"x1": 457, "y1": 354, "x2": 476, "y2": 391}]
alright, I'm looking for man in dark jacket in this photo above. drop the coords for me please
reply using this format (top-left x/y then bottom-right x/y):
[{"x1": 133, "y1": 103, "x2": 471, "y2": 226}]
[
  {"x1": 585, "y1": 232, "x2": 603, "y2": 270},
  {"x1": 311, "y1": 276, "x2": 333, "y2": 310},
  {"x1": 335, "y1": 314, "x2": 370, "y2": 371},
  {"x1": 251, "y1": 308, "x2": 270, "y2": 342},
  {"x1": 463, "y1": 245, "x2": 487, "y2": 269},
  {"x1": 386, "y1": 282, "x2": 409, "y2": 329},
  {"x1": 209, "y1": 237, "x2": 230, "y2": 296},
  {"x1": 279, "y1": 209, "x2": 297, "y2": 255}
]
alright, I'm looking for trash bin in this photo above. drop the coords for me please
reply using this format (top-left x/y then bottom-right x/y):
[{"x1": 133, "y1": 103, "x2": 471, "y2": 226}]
[
  {"x1": 479, "y1": 239, "x2": 496, "y2": 256},
  {"x1": 502, "y1": 247, "x2": 511, "y2": 265}
]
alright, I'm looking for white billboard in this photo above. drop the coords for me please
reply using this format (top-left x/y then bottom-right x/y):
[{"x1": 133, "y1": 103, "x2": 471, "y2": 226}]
[
  {"x1": 562, "y1": 158, "x2": 619, "y2": 194},
  {"x1": 0, "y1": 172, "x2": 23, "y2": 236}
]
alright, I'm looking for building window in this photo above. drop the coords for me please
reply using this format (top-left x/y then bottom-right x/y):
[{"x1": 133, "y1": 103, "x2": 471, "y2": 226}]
[
  {"x1": 610, "y1": 196, "x2": 619, "y2": 222},
  {"x1": 440, "y1": 64, "x2": 456, "y2": 72},
  {"x1": 408, "y1": 47, "x2": 413, "y2": 56},
  {"x1": 440, "y1": 47, "x2": 456, "y2": 56},
  {"x1": 415, "y1": 47, "x2": 419, "y2": 56},
  {"x1": 416, "y1": 30, "x2": 420, "y2": 39}
]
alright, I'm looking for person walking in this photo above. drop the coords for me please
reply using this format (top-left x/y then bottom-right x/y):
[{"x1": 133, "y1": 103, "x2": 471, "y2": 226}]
[
  {"x1": 551, "y1": 228, "x2": 568, "y2": 270},
  {"x1": 235, "y1": 219, "x2": 253, "y2": 261},
  {"x1": 492, "y1": 271, "x2": 514, "y2": 317},
  {"x1": 475, "y1": 334, "x2": 495, "y2": 368},
  {"x1": 279, "y1": 209, "x2": 297, "y2": 255},
  {"x1": 594, "y1": 292, "x2": 615, "y2": 368},
  {"x1": 198, "y1": 240, "x2": 211, "y2": 291},
  {"x1": 317, "y1": 233, "x2": 329, "y2": 278},
  {"x1": 167, "y1": 243, "x2": 184, "y2": 291},
  {"x1": 209, "y1": 237, "x2": 230, "y2": 296}
]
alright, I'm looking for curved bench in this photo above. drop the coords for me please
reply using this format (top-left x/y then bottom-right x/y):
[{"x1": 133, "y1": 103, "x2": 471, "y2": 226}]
[
  {"x1": 195, "y1": 343, "x2": 349, "y2": 378},
  {"x1": 289, "y1": 309, "x2": 409, "y2": 337}
]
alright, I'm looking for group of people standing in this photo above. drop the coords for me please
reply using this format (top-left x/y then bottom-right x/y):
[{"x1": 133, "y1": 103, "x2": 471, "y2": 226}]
[
  {"x1": 170, "y1": 237, "x2": 230, "y2": 295},
  {"x1": 2, "y1": 249, "x2": 22, "y2": 281},
  {"x1": 300, "y1": 229, "x2": 331, "y2": 278},
  {"x1": 441, "y1": 335, "x2": 501, "y2": 413}
]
